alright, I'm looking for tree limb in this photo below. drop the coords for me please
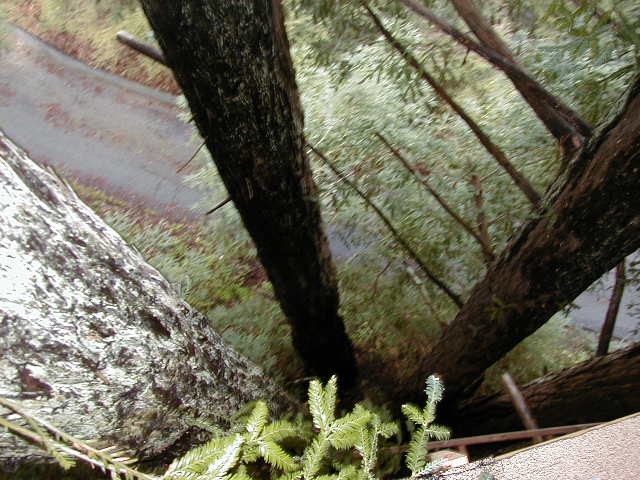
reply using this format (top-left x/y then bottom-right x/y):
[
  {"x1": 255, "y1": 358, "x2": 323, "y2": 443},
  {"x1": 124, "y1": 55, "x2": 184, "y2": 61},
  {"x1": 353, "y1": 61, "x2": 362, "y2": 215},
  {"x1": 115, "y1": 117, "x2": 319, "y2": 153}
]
[
  {"x1": 469, "y1": 174, "x2": 493, "y2": 263},
  {"x1": 597, "y1": 261, "x2": 626, "y2": 356},
  {"x1": 450, "y1": 0, "x2": 584, "y2": 153},
  {"x1": 375, "y1": 132, "x2": 494, "y2": 262},
  {"x1": 308, "y1": 143, "x2": 463, "y2": 308},
  {"x1": 397, "y1": 0, "x2": 592, "y2": 139},
  {"x1": 362, "y1": 3, "x2": 542, "y2": 208},
  {"x1": 116, "y1": 30, "x2": 167, "y2": 66}
]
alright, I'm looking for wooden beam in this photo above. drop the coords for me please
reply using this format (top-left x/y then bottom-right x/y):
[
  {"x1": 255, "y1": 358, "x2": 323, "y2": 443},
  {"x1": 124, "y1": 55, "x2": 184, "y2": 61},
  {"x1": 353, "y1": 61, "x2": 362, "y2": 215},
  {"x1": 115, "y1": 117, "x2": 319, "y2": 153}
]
[{"x1": 427, "y1": 423, "x2": 601, "y2": 449}]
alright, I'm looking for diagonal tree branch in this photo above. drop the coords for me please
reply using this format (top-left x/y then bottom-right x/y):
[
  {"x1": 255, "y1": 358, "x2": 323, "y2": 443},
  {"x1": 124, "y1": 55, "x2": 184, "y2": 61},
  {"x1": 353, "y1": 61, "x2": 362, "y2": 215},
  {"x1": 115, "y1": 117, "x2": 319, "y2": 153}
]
[
  {"x1": 450, "y1": 0, "x2": 584, "y2": 154},
  {"x1": 307, "y1": 143, "x2": 463, "y2": 308},
  {"x1": 116, "y1": 30, "x2": 167, "y2": 66},
  {"x1": 469, "y1": 173, "x2": 493, "y2": 261},
  {"x1": 375, "y1": 132, "x2": 494, "y2": 263},
  {"x1": 596, "y1": 260, "x2": 626, "y2": 356},
  {"x1": 397, "y1": 0, "x2": 592, "y2": 139},
  {"x1": 362, "y1": 3, "x2": 542, "y2": 208}
]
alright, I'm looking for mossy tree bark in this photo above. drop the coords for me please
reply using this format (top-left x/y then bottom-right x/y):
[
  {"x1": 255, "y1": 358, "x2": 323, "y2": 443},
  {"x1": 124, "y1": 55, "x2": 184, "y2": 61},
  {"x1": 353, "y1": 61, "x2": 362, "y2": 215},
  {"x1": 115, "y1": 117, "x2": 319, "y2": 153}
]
[
  {"x1": 139, "y1": 0, "x2": 358, "y2": 391},
  {"x1": 0, "y1": 131, "x2": 296, "y2": 467},
  {"x1": 413, "y1": 78, "x2": 640, "y2": 403}
]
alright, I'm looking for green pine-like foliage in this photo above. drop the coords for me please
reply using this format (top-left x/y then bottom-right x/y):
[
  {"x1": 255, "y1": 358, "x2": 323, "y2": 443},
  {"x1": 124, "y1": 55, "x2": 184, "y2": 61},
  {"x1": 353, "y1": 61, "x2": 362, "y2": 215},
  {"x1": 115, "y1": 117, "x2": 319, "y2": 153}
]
[{"x1": 0, "y1": 376, "x2": 450, "y2": 480}]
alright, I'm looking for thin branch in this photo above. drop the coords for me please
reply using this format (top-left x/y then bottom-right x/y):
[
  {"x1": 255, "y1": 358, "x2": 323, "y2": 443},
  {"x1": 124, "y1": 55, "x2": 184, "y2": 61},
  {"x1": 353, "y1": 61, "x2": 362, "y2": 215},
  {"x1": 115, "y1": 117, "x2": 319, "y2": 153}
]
[
  {"x1": 205, "y1": 197, "x2": 232, "y2": 215},
  {"x1": 177, "y1": 139, "x2": 206, "y2": 173},
  {"x1": 403, "y1": 261, "x2": 448, "y2": 328},
  {"x1": 469, "y1": 174, "x2": 494, "y2": 263},
  {"x1": 450, "y1": 0, "x2": 583, "y2": 152},
  {"x1": 307, "y1": 143, "x2": 463, "y2": 308},
  {"x1": 597, "y1": 260, "x2": 626, "y2": 356},
  {"x1": 371, "y1": 260, "x2": 392, "y2": 299},
  {"x1": 501, "y1": 373, "x2": 543, "y2": 444},
  {"x1": 375, "y1": 132, "x2": 494, "y2": 262},
  {"x1": 362, "y1": 4, "x2": 542, "y2": 208},
  {"x1": 116, "y1": 30, "x2": 167, "y2": 66},
  {"x1": 396, "y1": 0, "x2": 592, "y2": 138}
]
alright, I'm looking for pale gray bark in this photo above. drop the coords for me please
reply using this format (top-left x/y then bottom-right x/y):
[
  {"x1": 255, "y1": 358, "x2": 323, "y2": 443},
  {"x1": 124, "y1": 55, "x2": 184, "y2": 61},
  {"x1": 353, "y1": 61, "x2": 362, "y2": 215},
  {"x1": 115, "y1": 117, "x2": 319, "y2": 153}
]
[{"x1": 0, "y1": 131, "x2": 295, "y2": 467}]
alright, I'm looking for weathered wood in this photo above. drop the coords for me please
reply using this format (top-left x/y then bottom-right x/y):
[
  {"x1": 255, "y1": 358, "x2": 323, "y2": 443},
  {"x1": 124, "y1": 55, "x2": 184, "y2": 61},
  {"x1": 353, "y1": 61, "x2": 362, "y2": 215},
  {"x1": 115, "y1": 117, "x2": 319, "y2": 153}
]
[
  {"x1": 453, "y1": 343, "x2": 640, "y2": 435},
  {"x1": 139, "y1": 0, "x2": 359, "y2": 391},
  {"x1": 410, "y1": 78, "x2": 640, "y2": 402},
  {"x1": 0, "y1": 131, "x2": 296, "y2": 466}
]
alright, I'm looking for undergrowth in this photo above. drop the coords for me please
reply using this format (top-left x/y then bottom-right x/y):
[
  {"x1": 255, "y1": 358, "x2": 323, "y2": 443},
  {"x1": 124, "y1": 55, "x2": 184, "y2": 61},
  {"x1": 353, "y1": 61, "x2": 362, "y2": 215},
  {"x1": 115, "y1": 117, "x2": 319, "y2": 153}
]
[
  {"x1": 1, "y1": 376, "x2": 451, "y2": 480},
  {"x1": 73, "y1": 181, "x2": 593, "y2": 402}
]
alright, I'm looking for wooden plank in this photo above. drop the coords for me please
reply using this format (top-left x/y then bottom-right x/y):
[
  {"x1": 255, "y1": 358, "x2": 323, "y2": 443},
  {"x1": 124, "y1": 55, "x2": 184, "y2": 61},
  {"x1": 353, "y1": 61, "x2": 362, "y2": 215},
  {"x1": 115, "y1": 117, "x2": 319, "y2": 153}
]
[{"x1": 428, "y1": 423, "x2": 600, "y2": 449}]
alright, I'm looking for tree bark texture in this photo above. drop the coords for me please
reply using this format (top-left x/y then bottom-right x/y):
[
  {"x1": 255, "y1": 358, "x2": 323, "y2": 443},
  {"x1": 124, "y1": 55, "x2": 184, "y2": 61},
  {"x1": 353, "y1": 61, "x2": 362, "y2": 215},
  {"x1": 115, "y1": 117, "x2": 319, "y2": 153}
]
[
  {"x1": 139, "y1": 0, "x2": 359, "y2": 390},
  {"x1": 0, "y1": 131, "x2": 295, "y2": 466},
  {"x1": 414, "y1": 78, "x2": 640, "y2": 402},
  {"x1": 452, "y1": 343, "x2": 640, "y2": 436}
]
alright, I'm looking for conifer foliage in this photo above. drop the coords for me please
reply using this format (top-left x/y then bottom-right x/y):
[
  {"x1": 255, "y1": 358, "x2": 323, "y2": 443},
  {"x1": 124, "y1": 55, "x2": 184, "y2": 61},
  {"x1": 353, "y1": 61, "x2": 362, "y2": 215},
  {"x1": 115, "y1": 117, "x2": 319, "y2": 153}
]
[{"x1": 0, "y1": 376, "x2": 449, "y2": 479}]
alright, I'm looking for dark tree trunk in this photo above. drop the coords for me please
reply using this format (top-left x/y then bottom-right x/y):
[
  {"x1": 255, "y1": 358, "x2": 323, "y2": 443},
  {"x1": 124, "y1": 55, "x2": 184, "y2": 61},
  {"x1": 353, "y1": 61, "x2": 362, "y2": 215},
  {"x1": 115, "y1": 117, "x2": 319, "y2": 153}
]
[
  {"x1": 139, "y1": 0, "x2": 358, "y2": 390},
  {"x1": 453, "y1": 343, "x2": 640, "y2": 436},
  {"x1": 408, "y1": 78, "x2": 640, "y2": 402},
  {"x1": 0, "y1": 131, "x2": 296, "y2": 467}
]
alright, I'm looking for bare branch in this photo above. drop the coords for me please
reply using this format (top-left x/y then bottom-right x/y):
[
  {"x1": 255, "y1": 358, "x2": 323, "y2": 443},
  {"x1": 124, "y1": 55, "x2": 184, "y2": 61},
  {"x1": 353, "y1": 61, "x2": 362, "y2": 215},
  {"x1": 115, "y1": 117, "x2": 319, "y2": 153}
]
[
  {"x1": 375, "y1": 132, "x2": 494, "y2": 262},
  {"x1": 597, "y1": 260, "x2": 626, "y2": 356},
  {"x1": 501, "y1": 373, "x2": 543, "y2": 444},
  {"x1": 469, "y1": 174, "x2": 493, "y2": 262},
  {"x1": 403, "y1": 261, "x2": 448, "y2": 328},
  {"x1": 116, "y1": 30, "x2": 167, "y2": 66},
  {"x1": 177, "y1": 139, "x2": 206, "y2": 173},
  {"x1": 205, "y1": 197, "x2": 232, "y2": 215},
  {"x1": 450, "y1": 0, "x2": 583, "y2": 153},
  {"x1": 362, "y1": 4, "x2": 542, "y2": 208},
  {"x1": 308, "y1": 143, "x2": 463, "y2": 308},
  {"x1": 396, "y1": 0, "x2": 592, "y2": 138}
]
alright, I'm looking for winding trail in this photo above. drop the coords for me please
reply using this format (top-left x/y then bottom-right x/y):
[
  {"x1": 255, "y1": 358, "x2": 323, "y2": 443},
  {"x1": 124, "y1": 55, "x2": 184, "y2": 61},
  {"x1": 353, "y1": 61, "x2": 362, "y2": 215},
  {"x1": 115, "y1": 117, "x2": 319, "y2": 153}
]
[
  {"x1": 0, "y1": 24, "x2": 637, "y2": 341},
  {"x1": 0, "y1": 25, "x2": 205, "y2": 217}
]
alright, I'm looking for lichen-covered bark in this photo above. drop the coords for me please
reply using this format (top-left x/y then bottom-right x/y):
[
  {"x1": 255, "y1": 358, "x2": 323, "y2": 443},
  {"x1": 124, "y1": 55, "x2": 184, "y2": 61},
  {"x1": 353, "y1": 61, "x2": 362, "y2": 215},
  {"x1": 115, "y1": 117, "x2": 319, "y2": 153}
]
[
  {"x1": 139, "y1": 0, "x2": 358, "y2": 390},
  {"x1": 412, "y1": 78, "x2": 640, "y2": 402},
  {"x1": 453, "y1": 343, "x2": 640, "y2": 435},
  {"x1": 0, "y1": 131, "x2": 296, "y2": 466}
]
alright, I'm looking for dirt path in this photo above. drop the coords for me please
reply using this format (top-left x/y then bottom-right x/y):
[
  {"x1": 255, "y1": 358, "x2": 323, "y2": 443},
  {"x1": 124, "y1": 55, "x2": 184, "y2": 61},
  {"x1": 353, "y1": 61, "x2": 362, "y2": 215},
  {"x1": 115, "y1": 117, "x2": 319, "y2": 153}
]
[
  {"x1": 0, "y1": 23, "x2": 637, "y2": 341},
  {"x1": 0, "y1": 25, "x2": 207, "y2": 217}
]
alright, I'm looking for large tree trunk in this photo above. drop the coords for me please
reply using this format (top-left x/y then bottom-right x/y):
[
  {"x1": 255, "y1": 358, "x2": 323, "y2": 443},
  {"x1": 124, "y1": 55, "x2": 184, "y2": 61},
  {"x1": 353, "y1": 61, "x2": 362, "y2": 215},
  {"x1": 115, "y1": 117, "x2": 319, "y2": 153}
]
[
  {"x1": 411, "y1": 77, "x2": 640, "y2": 402},
  {"x1": 452, "y1": 343, "x2": 640, "y2": 436},
  {"x1": 139, "y1": 0, "x2": 358, "y2": 391},
  {"x1": 0, "y1": 131, "x2": 296, "y2": 467}
]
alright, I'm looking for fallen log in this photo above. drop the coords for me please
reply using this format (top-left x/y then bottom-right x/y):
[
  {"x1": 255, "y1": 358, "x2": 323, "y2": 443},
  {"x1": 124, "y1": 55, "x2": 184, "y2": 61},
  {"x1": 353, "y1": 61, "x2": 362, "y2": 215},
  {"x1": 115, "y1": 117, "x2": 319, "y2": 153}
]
[{"x1": 452, "y1": 343, "x2": 640, "y2": 436}]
